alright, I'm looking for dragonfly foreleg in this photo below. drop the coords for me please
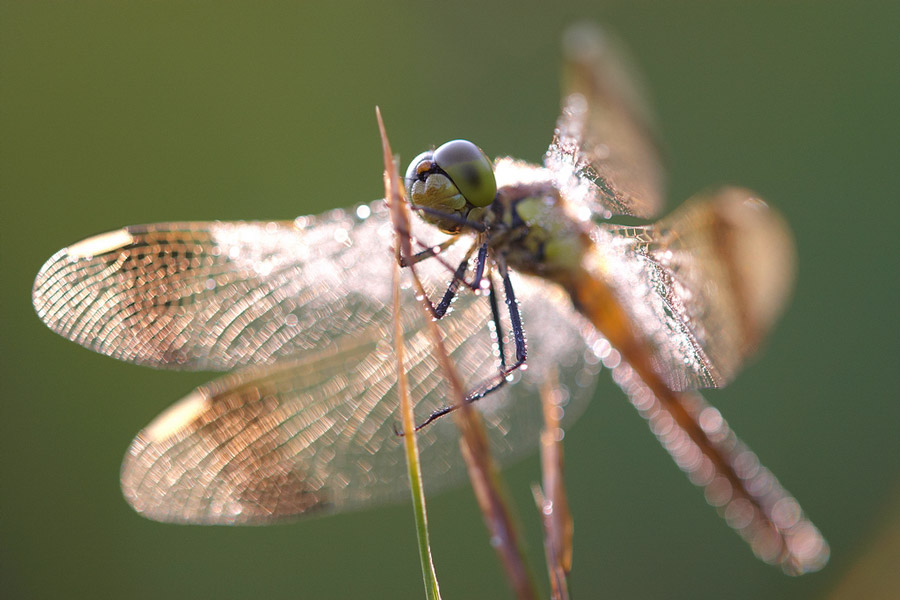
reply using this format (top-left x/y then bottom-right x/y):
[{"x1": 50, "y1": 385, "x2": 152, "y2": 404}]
[
  {"x1": 419, "y1": 241, "x2": 489, "y2": 320},
  {"x1": 410, "y1": 204, "x2": 487, "y2": 232},
  {"x1": 409, "y1": 256, "x2": 528, "y2": 432},
  {"x1": 394, "y1": 220, "x2": 486, "y2": 293},
  {"x1": 397, "y1": 235, "x2": 460, "y2": 268}
]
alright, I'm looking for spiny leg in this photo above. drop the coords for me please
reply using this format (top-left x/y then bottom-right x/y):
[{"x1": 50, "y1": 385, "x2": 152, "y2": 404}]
[
  {"x1": 390, "y1": 238, "x2": 487, "y2": 436},
  {"x1": 397, "y1": 235, "x2": 460, "y2": 268},
  {"x1": 497, "y1": 254, "x2": 527, "y2": 366},
  {"x1": 431, "y1": 242, "x2": 488, "y2": 318},
  {"x1": 462, "y1": 256, "x2": 528, "y2": 394},
  {"x1": 487, "y1": 271, "x2": 507, "y2": 368},
  {"x1": 404, "y1": 237, "x2": 489, "y2": 320},
  {"x1": 393, "y1": 203, "x2": 528, "y2": 430},
  {"x1": 393, "y1": 198, "x2": 487, "y2": 273},
  {"x1": 412, "y1": 256, "x2": 528, "y2": 431},
  {"x1": 395, "y1": 228, "x2": 477, "y2": 283},
  {"x1": 410, "y1": 204, "x2": 487, "y2": 232},
  {"x1": 393, "y1": 210, "x2": 487, "y2": 292}
]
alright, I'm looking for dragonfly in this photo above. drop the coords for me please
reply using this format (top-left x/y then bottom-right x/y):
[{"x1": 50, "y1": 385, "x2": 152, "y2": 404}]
[{"x1": 32, "y1": 24, "x2": 827, "y2": 575}]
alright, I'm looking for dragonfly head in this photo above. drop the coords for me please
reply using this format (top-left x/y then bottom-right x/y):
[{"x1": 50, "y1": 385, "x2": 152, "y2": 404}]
[{"x1": 405, "y1": 139, "x2": 497, "y2": 233}]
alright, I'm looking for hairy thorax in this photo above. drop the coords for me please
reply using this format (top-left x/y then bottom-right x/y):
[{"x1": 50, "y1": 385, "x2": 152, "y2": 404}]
[{"x1": 486, "y1": 181, "x2": 591, "y2": 286}]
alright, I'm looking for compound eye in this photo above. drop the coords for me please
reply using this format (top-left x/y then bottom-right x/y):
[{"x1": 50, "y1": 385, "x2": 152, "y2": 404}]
[
  {"x1": 405, "y1": 150, "x2": 434, "y2": 191},
  {"x1": 433, "y1": 140, "x2": 497, "y2": 208}
]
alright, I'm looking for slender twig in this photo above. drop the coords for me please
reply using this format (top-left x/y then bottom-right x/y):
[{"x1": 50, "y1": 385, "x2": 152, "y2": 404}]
[
  {"x1": 378, "y1": 109, "x2": 538, "y2": 600},
  {"x1": 378, "y1": 107, "x2": 442, "y2": 600},
  {"x1": 532, "y1": 370, "x2": 574, "y2": 600}
]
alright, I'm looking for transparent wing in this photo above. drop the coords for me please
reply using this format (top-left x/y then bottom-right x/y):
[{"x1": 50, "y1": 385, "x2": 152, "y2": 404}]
[
  {"x1": 35, "y1": 200, "x2": 602, "y2": 522},
  {"x1": 544, "y1": 23, "x2": 665, "y2": 220},
  {"x1": 588, "y1": 188, "x2": 795, "y2": 390},
  {"x1": 120, "y1": 271, "x2": 601, "y2": 524},
  {"x1": 33, "y1": 203, "x2": 408, "y2": 371}
]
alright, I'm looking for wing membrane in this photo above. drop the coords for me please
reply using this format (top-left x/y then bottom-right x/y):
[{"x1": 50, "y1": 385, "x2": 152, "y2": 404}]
[
  {"x1": 590, "y1": 188, "x2": 795, "y2": 390},
  {"x1": 33, "y1": 203, "x2": 411, "y2": 370},
  {"x1": 121, "y1": 274, "x2": 600, "y2": 524},
  {"x1": 36, "y1": 198, "x2": 602, "y2": 523},
  {"x1": 545, "y1": 24, "x2": 664, "y2": 220}
]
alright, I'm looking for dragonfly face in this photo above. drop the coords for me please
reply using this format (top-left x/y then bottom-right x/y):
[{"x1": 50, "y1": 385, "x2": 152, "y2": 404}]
[
  {"x1": 405, "y1": 139, "x2": 497, "y2": 234},
  {"x1": 32, "y1": 24, "x2": 827, "y2": 576},
  {"x1": 407, "y1": 140, "x2": 590, "y2": 285}
]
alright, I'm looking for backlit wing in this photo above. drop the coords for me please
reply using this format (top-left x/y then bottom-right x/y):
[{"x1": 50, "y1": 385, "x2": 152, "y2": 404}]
[
  {"x1": 545, "y1": 23, "x2": 665, "y2": 220},
  {"x1": 588, "y1": 187, "x2": 795, "y2": 391},
  {"x1": 33, "y1": 203, "x2": 414, "y2": 371},
  {"x1": 34, "y1": 201, "x2": 601, "y2": 523},
  {"x1": 119, "y1": 271, "x2": 600, "y2": 524}
]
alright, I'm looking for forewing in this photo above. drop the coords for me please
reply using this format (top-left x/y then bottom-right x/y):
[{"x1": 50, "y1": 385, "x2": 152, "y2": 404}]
[
  {"x1": 545, "y1": 23, "x2": 664, "y2": 220},
  {"x1": 589, "y1": 188, "x2": 795, "y2": 390},
  {"x1": 121, "y1": 269, "x2": 601, "y2": 524},
  {"x1": 33, "y1": 203, "x2": 401, "y2": 371}
]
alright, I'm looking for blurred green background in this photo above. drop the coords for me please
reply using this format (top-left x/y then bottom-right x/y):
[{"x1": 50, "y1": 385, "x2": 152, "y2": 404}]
[{"x1": 2, "y1": 1, "x2": 898, "y2": 598}]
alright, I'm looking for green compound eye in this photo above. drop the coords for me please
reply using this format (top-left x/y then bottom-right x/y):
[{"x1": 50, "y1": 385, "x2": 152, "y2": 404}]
[{"x1": 433, "y1": 140, "x2": 497, "y2": 208}]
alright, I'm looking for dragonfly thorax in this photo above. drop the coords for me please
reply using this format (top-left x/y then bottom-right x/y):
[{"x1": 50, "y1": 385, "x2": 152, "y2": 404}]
[{"x1": 488, "y1": 182, "x2": 591, "y2": 283}]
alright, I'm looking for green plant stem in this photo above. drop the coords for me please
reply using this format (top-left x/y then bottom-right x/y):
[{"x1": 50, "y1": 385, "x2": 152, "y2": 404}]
[{"x1": 379, "y1": 107, "x2": 442, "y2": 600}]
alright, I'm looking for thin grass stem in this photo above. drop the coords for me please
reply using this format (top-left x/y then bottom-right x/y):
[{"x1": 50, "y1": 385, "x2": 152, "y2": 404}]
[{"x1": 378, "y1": 107, "x2": 441, "y2": 600}]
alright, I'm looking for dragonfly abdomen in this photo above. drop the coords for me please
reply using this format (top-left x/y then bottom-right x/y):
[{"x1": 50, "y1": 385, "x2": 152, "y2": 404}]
[{"x1": 569, "y1": 270, "x2": 828, "y2": 575}]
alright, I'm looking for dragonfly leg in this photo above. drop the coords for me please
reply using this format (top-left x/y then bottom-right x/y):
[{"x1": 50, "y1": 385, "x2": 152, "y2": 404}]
[
  {"x1": 452, "y1": 256, "x2": 527, "y2": 398},
  {"x1": 430, "y1": 254, "x2": 469, "y2": 319},
  {"x1": 498, "y1": 255, "x2": 527, "y2": 366},
  {"x1": 412, "y1": 241, "x2": 489, "y2": 320},
  {"x1": 409, "y1": 256, "x2": 528, "y2": 432},
  {"x1": 487, "y1": 273, "x2": 507, "y2": 367},
  {"x1": 401, "y1": 234, "x2": 487, "y2": 291},
  {"x1": 397, "y1": 235, "x2": 459, "y2": 268},
  {"x1": 410, "y1": 204, "x2": 487, "y2": 232},
  {"x1": 394, "y1": 215, "x2": 487, "y2": 292}
]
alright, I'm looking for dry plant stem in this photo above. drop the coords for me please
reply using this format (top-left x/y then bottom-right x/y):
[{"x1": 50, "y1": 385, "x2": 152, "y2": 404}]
[
  {"x1": 377, "y1": 108, "x2": 537, "y2": 600},
  {"x1": 532, "y1": 486, "x2": 570, "y2": 600},
  {"x1": 378, "y1": 107, "x2": 442, "y2": 600},
  {"x1": 410, "y1": 210, "x2": 537, "y2": 600},
  {"x1": 453, "y1": 402, "x2": 536, "y2": 600},
  {"x1": 533, "y1": 373, "x2": 573, "y2": 600}
]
